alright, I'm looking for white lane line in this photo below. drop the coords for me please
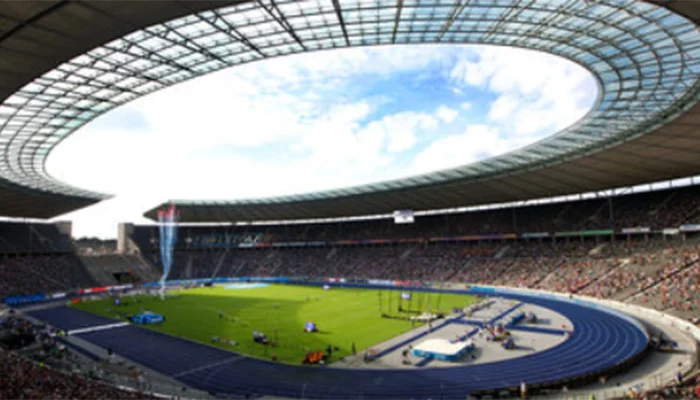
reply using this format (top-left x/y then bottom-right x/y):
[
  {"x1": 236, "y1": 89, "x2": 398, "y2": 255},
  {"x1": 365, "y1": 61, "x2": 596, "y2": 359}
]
[
  {"x1": 67, "y1": 322, "x2": 130, "y2": 335},
  {"x1": 171, "y1": 356, "x2": 242, "y2": 379}
]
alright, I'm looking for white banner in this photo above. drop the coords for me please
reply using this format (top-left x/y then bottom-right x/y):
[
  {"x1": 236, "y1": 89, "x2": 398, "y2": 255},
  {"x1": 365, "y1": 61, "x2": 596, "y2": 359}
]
[
  {"x1": 393, "y1": 210, "x2": 414, "y2": 224},
  {"x1": 368, "y1": 279, "x2": 395, "y2": 286},
  {"x1": 621, "y1": 227, "x2": 650, "y2": 234},
  {"x1": 107, "y1": 284, "x2": 134, "y2": 291}
]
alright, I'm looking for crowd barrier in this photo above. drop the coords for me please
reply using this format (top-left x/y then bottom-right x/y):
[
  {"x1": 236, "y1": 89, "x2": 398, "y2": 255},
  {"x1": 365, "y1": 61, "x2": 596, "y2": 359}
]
[
  {"x1": 3, "y1": 293, "x2": 48, "y2": 306},
  {"x1": 140, "y1": 276, "x2": 288, "y2": 287},
  {"x1": 3, "y1": 284, "x2": 135, "y2": 306}
]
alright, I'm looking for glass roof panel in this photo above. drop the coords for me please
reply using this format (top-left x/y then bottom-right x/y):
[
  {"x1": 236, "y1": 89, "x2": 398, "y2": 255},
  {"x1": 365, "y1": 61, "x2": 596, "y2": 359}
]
[{"x1": 0, "y1": 0, "x2": 697, "y2": 202}]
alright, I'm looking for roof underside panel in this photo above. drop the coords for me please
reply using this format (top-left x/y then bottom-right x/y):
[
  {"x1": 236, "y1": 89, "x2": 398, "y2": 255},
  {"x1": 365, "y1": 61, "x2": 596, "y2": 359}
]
[{"x1": 0, "y1": 0, "x2": 698, "y2": 220}]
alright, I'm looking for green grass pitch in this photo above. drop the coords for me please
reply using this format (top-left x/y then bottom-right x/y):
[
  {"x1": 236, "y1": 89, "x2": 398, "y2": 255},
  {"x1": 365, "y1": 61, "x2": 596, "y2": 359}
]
[{"x1": 71, "y1": 284, "x2": 477, "y2": 365}]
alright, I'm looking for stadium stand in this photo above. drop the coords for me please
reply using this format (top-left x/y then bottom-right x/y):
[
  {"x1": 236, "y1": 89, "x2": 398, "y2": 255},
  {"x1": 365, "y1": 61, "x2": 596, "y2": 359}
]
[
  {"x1": 0, "y1": 222, "x2": 74, "y2": 254},
  {"x1": 118, "y1": 186, "x2": 700, "y2": 324},
  {"x1": 78, "y1": 254, "x2": 159, "y2": 286},
  {"x1": 1, "y1": 187, "x2": 699, "y2": 398},
  {"x1": 124, "y1": 240, "x2": 700, "y2": 324},
  {"x1": 643, "y1": 372, "x2": 700, "y2": 399},
  {"x1": 73, "y1": 238, "x2": 118, "y2": 255},
  {"x1": 0, "y1": 222, "x2": 96, "y2": 298},
  {"x1": 131, "y1": 187, "x2": 700, "y2": 247},
  {"x1": 0, "y1": 255, "x2": 95, "y2": 299},
  {"x1": 0, "y1": 312, "x2": 153, "y2": 399},
  {"x1": 2, "y1": 186, "x2": 699, "y2": 324},
  {"x1": 0, "y1": 0, "x2": 698, "y2": 398}
]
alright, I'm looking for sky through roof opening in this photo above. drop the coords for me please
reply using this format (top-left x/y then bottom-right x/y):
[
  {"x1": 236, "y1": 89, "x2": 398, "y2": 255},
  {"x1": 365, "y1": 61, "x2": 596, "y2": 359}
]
[{"x1": 46, "y1": 45, "x2": 597, "y2": 238}]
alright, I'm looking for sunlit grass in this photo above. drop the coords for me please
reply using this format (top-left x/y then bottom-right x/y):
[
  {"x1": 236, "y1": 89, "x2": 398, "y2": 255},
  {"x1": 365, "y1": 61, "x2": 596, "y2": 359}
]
[{"x1": 72, "y1": 284, "x2": 476, "y2": 364}]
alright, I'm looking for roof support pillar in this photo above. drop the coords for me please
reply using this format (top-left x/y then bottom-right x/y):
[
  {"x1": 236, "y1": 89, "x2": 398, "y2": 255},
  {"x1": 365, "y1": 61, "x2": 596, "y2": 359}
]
[
  {"x1": 332, "y1": 0, "x2": 351, "y2": 47},
  {"x1": 256, "y1": 0, "x2": 307, "y2": 51},
  {"x1": 203, "y1": 11, "x2": 266, "y2": 58},
  {"x1": 391, "y1": 0, "x2": 404, "y2": 44},
  {"x1": 439, "y1": 0, "x2": 472, "y2": 41},
  {"x1": 175, "y1": 1, "x2": 267, "y2": 58}
]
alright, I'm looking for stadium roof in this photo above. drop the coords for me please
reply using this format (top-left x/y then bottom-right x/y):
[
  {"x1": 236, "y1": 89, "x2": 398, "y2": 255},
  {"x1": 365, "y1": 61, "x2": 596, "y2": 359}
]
[{"x1": 0, "y1": 1, "x2": 698, "y2": 221}]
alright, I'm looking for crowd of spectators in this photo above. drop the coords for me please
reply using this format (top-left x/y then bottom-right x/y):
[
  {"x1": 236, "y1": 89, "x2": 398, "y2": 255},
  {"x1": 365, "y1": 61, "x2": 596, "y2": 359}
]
[
  {"x1": 129, "y1": 185, "x2": 700, "y2": 250},
  {"x1": 0, "y1": 350, "x2": 151, "y2": 399},
  {"x1": 79, "y1": 254, "x2": 159, "y2": 285},
  {"x1": 452, "y1": 258, "x2": 514, "y2": 284},
  {"x1": 493, "y1": 257, "x2": 565, "y2": 288},
  {"x1": 579, "y1": 262, "x2": 650, "y2": 300},
  {"x1": 160, "y1": 239, "x2": 655, "y2": 294},
  {"x1": 117, "y1": 185, "x2": 700, "y2": 324},
  {"x1": 632, "y1": 249, "x2": 700, "y2": 320},
  {"x1": 0, "y1": 255, "x2": 95, "y2": 298},
  {"x1": 0, "y1": 185, "x2": 698, "y2": 399},
  {"x1": 579, "y1": 242, "x2": 678, "y2": 299},
  {"x1": 162, "y1": 238, "x2": 697, "y2": 322},
  {"x1": 623, "y1": 373, "x2": 700, "y2": 399},
  {"x1": 536, "y1": 258, "x2": 619, "y2": 293},
  {"x1": 0, "y1": 311, "x2": 152, "y2": 400},
  {"x1": 0, "y1": 225, "x2": 699, "y2": 399},
  {"x1": 3, "y1": 234, "x2": 699, "y2": 323},
  {"x1": 0, "y1": 222, "x2": 73, "y2": 254}
]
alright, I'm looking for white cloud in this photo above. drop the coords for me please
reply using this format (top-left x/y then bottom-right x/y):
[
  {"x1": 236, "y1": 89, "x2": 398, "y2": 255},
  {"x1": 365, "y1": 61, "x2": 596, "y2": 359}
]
[
  {"x1": 48, "y1": 48, "x2": 454, "y2": 238},
  {"x1": 409, "y1": 125, "x2": 511, "y2": 175},
  {"x1": 381, "y1": 112, "x2": 438, "y2": 153},
  {"x1": 451, "y1": 47, "x2": 560, "y2": 95},
  {"x1": 435, "y1": 105, "x2": 458, "y2": 124},
  {"x1": 488, "y1": 95, "x2": 519, "y2": 121},
  {"x1": 47, "y1": 45, "x2": 596, "y2": 238},
  {"x1": 452, "y1": 46, "x2": 596, "y2": 139}
]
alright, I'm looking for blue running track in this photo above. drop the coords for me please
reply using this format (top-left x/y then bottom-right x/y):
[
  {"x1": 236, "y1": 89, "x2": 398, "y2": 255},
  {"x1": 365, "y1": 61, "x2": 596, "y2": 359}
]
[{"x1": 28, "y1": 294, "x2": 648, "y2": 399}]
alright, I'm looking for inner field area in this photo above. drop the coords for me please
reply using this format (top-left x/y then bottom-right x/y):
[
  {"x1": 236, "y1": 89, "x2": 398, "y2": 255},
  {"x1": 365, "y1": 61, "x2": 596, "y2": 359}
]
[{"x1": 70, "y1": 284, "x2": 477, "y2": 364}]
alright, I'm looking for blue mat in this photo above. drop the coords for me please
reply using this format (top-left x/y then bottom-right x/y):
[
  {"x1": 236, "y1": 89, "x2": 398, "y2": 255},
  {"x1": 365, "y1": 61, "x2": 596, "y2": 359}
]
[
  {"x1": 414, "y1": 328, "x2": 479, "y2": 368},
  {"x1": 488, "y1": 302, "x2": 523, "y2": 325},
  {"x1": 507, "y1": 325, "x2": 572, "y2": 336},
  {"x1": 372, "y1": 313, "x2": 463, "y2": 360}
]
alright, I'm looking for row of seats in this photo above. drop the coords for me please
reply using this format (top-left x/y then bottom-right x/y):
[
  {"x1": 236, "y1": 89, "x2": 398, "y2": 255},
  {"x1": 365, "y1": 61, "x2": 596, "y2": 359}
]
[
  {"x1": 130, "y1": 185, "x2": 700, "y2": 248},
  {"x1": 0, "y1": 255, "x2": 95, "y2": 298},
  {"x1": 0, "y1": 222, "x2": 73, "y2": 254}
]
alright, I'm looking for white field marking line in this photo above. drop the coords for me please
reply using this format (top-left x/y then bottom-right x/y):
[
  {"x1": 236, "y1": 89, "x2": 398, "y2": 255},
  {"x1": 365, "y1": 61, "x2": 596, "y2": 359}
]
[
  {"x1": 67, "y1": 322, "x2": 130, "y2": 335},
  {"x1": 202, "y1": 306, "x2": 252, "y2": 326},
  {"x1": 170, "y1": 356, "x2": 242, "y2": 379}
]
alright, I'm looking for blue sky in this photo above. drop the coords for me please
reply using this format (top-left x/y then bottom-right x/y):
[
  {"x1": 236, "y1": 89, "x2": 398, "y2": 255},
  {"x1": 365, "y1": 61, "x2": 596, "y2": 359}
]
[{"x1": 46, "y1": 45, "x2": 597, "y2": 238}]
